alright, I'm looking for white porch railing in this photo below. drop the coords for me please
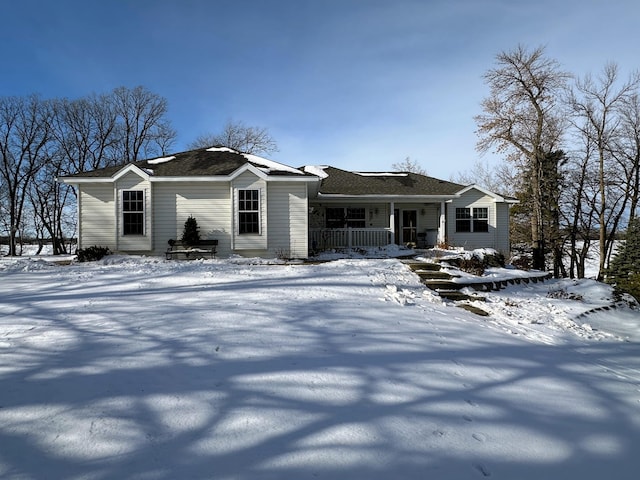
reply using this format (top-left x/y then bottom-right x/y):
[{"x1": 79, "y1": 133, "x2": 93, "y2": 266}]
[{"x1": 310, "y1": 228, "x2": 392, "y2": 250}]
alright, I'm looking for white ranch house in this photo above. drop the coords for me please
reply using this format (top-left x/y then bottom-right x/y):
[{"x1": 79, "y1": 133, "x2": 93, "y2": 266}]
[{"x1": 59, "y1": 147, "x2": 517, "y2": 258}]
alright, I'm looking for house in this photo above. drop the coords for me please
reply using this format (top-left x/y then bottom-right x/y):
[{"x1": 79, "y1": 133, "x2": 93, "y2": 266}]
[{"x1": 58, "y1": 147, "x2": 517, "y2": 258}]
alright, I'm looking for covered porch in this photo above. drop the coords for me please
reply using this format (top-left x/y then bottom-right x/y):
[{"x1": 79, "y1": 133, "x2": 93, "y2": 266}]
[{"x1": 308, "y1": 200, "x2": 447, "y2": 251}]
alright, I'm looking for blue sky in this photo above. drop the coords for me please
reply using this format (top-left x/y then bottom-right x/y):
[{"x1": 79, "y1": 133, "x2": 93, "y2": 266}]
[{"x1": 2, "y1": 0, "x2": 639, "y2": 179}]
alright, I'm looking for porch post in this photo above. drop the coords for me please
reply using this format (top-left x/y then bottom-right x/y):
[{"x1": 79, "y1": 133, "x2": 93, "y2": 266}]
[
  {"x1": 438, "y1": 201, "x2": 446, "y2": 244},
  {"x1": 389, "y1": 202, "x2": 395, "y2": 244}
]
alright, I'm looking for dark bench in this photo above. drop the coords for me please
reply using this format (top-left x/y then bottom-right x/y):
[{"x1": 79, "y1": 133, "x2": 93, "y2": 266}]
[{"x1": 166, "y1": 239, "x2": 218, "y2": 260}]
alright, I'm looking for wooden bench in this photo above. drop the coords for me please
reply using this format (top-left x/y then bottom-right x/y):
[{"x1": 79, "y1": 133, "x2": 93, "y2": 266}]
[{"x1": 166, "y1": 239, "x2": 218, "y2": 260}]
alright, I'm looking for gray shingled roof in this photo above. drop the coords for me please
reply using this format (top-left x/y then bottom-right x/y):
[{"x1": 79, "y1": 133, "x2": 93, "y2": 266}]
[
  {"x1": 64, "y1": 147, "x2": 310, "y2": 178},
  {"x1": 317, "y1": 166, "x2": 465, "y2": 196}
]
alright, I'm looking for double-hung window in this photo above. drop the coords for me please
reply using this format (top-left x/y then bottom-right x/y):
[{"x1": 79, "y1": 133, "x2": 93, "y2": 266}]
[
  {"x1": 326, "y1": 207, "x2": 345, "y2": 228},
  {"x1": 325, "y1": 207, "x2": 366, "y2": 228},
  {"x1": 122, "y1": 190, "x2": 144, "y2": 235},
  {"x1": 238, "y1": 189, "x2": 260, "y2": 234},
  {"x1": 456, "y1": 207, "x2": 489, "y2": 233},
  {"x1": 455, "y1": 208, "x2": 471, "y2": 232},
  {"x1": 473, "y1": 207, "x2": 489, "y2": 232}
]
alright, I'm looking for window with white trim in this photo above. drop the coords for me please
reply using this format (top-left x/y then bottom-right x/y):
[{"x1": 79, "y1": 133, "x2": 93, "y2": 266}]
[
  {"x1": 325, "y1": 207, "x2": 366, "y2": 228},
  {"x1": 456, "y1": 207, "x2": 489, "y2": 233},
  {"x1": 473, "y1": 207, "x2": 489, "y2": 232},
  {"x1": 238, "y1": 189, "x2": 260, "y2": 234},
  {"x1": 122, "y1": 190, "x2": 144, "y2": 235}
]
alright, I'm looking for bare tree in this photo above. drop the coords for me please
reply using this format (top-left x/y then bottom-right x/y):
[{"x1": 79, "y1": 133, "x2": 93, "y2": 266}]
[
  {"x1": 111, "y1": 86, "x2": 176, "y2": 161},
  {"x1": 189, "y1": 120, "x2": 278, "y2": 155},
  {"x1": 616, "y1": 92, "x2": 640, "y2": 221},
  {"x1": 475, "y1": 45, "x2": 571, "y2": 271},
  {"x1": 450, "y1": 159, "x2": 516, "y2": 194},
  {"x1": 392, "y1": 156, "x2": 427, "y2": 175},
  {"x1": 567, "y1": 63, "x2": 640, "y2": 280},
  {"x1": 0, "y1": 95, "x2": 53, "y2": 256}
]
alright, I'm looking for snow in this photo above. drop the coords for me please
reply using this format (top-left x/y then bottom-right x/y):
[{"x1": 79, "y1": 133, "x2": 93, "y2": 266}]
[
  {"x1": 303, "y1": 165, "x2": 329, "y2": 179},
  {"x1": 242, "y1": 152, "x2": 305, "y2": 175},
  {"x1": 355, "y1": 172, "x2": 408, "y2": 177},
  {"x1": 1, "y1": 251, "x2": 639, "y2": 479},
  {"x1": 147, "y1": 155, "x2": 176, "y2": 165},
  {"x1": 204, "y1": 147, "x2": 304, "y2": 175}
]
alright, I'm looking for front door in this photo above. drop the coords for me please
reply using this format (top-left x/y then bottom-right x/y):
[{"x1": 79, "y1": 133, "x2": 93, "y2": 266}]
[{"x1": 402, "y1": 210, "x2": 417, "y2": 245}]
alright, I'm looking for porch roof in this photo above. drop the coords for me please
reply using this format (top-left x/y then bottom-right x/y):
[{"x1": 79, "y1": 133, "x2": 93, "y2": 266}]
[{"x1": 314, "y1": 166, "x2": 465, "y2": 196}]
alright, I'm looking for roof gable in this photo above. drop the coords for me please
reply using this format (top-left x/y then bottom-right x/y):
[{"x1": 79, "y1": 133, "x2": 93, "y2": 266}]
[{"x1": 455, "y1": 184, "x2": 519, "y2": 203}]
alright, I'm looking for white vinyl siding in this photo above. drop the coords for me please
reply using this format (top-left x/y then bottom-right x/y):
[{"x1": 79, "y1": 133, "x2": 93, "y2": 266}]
[
  {"x1": 268, "y1": 182, "x2": 308, "y2": 258},
  {"x1": 448, "y1": 189, "x2": 498, "y2": 251},
  {"x1": 78, "y1": 184, "x2": 116, "y2": 250},
  {"x1": 495, "y1": 203, "x2": 511, "y2": 253},
  {"x1": 152, "y1": 182, "x2": 231, "y2": 257}
]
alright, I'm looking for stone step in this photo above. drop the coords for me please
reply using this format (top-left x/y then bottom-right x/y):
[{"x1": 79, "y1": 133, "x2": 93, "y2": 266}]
[
  {"x1": 415, "y1": 270, "x2": 460, "y2": 280},
  {"x1": 437, "y1": 291, "x2": 486, "y2": 302},
  {"x1": 423, "y1": 280, "x2": 465, "y2": 291},
  {"x1": 403, "y1": 261, "x2": 442, "y2": 272}
]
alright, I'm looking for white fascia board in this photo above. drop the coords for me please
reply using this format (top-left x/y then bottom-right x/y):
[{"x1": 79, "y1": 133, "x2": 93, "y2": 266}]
[
  {"x1": 112, "y1": 164, "x2": 151, "y2": 182},
  {"x1": 57, "y1": 176, "x2": 113, "y2": 184},
  {"x1": 58, "y1": 164, "x2": 150, "y2": 185},
  {"x1": 229, "y1": 163, "x2": 269, "y2": 180},
  {"x1": 315, "y1": 193, "x2": 457, "y2": 202},
  {"x1": 456, "y1": 184, "x2": 505, "y2": 202}
]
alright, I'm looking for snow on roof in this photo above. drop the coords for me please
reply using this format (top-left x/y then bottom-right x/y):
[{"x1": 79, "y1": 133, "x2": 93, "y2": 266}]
[
  {"x1": 242, "y1": 152, "x2": 305, "y2": 175},
  {"x1": 147, "y1": 155, "x2": 176, "y2": 165},
  {"x1": 355, "y1": 172, "x2": 408, "y2": 177},
  {"x1": 303, "y1": 165, "x2": 329, "y2": 179},
  {"x1": 205, "y1": 147, "x2": 303, "y2": 175},
  {"x1": 206, "y1": 147, "x2": 237, "y2": 154}
]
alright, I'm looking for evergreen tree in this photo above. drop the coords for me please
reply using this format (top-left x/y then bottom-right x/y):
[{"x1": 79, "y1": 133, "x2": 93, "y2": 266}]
[
  {"x1": 606, "y1": 217, "x2": 640, "y2": 301},
  {"x1": 181, "y1": 216, "x2": 200, "y2": 246}
]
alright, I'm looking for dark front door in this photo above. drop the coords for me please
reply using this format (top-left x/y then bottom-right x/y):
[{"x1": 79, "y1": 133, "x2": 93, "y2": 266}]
[{"x1": 402, "y1": 210, "x2": 417, "y2": 245}]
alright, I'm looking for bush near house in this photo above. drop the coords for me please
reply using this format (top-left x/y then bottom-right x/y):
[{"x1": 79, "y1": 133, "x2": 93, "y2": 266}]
[
  {"x1": 77, "y1": 245, "x2": 111, "y2": 262},
  {"x1": 444, "y1": 249, "x2": 506, "y2": 276},
  {"x1": 181, "y1": 216, "x2": 201, "y2": 246}
]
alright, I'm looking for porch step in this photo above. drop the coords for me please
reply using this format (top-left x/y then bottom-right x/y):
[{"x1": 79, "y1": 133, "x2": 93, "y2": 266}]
[
  {"x1": 403, "y1": 258, "x2": 552, "y2": 316},
  {"x1": 422, "y1": 280, "x2": 465, "y2": 291},
  {"x1": 415, "y1": 270, "x2": 460, "y2": 280},
  {"x1": 437, "y1": 291, "x2": 486, "y2": 302},
  {"x1": 403, "y1": 261, "x2": 442, "y2": 272}
]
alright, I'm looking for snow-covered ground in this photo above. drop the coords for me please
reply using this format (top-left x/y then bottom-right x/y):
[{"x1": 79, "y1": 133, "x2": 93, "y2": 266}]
[{"x1": 1, "y1": 251, "x2": 639, "y2": 479}]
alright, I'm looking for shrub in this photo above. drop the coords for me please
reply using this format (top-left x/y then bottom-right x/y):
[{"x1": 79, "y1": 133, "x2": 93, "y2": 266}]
[
  {"x1": 450, "y1": 250, "x2": 506, "y2": 276},
  {"x1": 181, "y1": 215, "x2": 200, "y2": 246},
  {"x1": 459, "y1": 256, "x2": 485, "y2": 276},
  {"x1": 77, "y1": 245, "x2": 111, "y2": 262},
  {"x1": 510, "y1": 255, "x2": 532, "y2": 271},
  {"x1": 607, "y1": 217, "x2": 640, "y2": 302}
]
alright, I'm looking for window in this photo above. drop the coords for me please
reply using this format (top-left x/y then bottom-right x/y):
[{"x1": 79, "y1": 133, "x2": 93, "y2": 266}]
[
  {"x1": 325, "y1": 207, "x2": 366, "y2": 228},
  {"x1": 346, "y1": 208, "x2": 365, "y2": 228},
  {"x1": 473, "y1": 207, "x2": 489, "y2": 232},
  {"x1": 456, "y1": 207, "x2": 489, "y2": 233},
  {"x1": 122, "y1": 190, "x2": 144, "y2": 235},
  {"x1": 455, "y1": 208, "x2": 471, "y2": 232},
  {"x1": 238, "y1": 189, "x2": 260, "y2": 234},
  {"x1": 326, "y1": 207, "x2": 345, "y2": 228}
]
